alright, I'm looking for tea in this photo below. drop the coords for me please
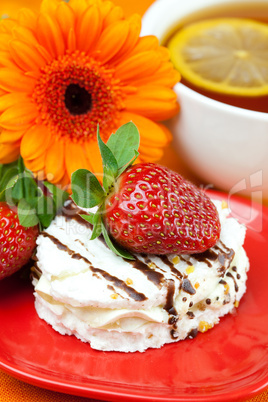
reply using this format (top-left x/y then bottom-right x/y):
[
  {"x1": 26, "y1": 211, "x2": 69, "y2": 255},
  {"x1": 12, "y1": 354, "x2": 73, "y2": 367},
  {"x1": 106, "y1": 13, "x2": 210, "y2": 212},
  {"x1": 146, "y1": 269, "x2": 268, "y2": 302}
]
[{"x1": 164, "y1": 2, "x2": 268, "y2": 113}]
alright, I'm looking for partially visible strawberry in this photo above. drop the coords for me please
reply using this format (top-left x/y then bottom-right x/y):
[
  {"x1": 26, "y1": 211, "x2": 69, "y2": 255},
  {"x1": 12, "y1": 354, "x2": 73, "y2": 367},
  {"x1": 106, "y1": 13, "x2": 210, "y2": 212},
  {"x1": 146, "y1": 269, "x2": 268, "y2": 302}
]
[
  {"x1": 71, "y1": 123, "x2": 221, "y2": 259},
  {"x1": 0, "y1": 202, "x2": 38, "y2": 280},
  {"x1": 0, "y1": 157, "x2": 69, "y2": 279},
  {"x1": 104, "y1": 163, "x2": 220, "y2": 254}
]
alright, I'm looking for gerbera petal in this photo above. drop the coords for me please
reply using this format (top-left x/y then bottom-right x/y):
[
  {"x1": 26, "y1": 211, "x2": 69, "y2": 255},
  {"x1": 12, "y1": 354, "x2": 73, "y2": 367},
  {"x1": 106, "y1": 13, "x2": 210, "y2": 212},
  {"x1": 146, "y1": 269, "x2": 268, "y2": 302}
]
[
  {"x1": 139, "y1": 145, "x2": 165, "y2": 161},
  {"x1": 128, "y1": 35, "x2": 159, "y2": 55},
  {"x1": 118, "y1": 111, "x2": 170, "y2": 147},
  {"x1": 45, "y1": 138, "x2": 65, "y2": 183},
  {"x1": 11, "y1": 28, "x2": 52, "y2": 65},
  {"x1": 36, "y1": 13, "x2": 65, "y2": 57},
  {"x1": 76, "y1": 4, "x2": 102, "y2": 53},
  {"x1": 65, "y1": 141, "x2": 92, "y2": 180},
  {"x1": 56, "y1": 2, "x2": 75, "y2": 47},
  {"x1": 114, "y1": 51, "x2": 162, "y2": 82},
  {"x1": 0, "y1": 68, "x2": 36, "y2": 92},
  {"x1": 98, "y1": 0, "x2": 113, "y2": 22},
  {"x1": 0, "y1": 103, "x2": 38, "y2": 131},
  {"x1": 156, "y1": 122, "x2": 173, "y2": 142},
  {"x1": 0, "y1": 51, "x2": 19, "y2": 69},
  {"x1": 0, "y1": 93, "x2": 30, "y2": 112},
  {"x1": 0, "y1": 129, "x2": 26, "y2": 144},
  {"x1": 35, "y1": 44, "x2": 53, "y2": 64},
  {"x1": 20, "y1": 124, "x2": 51, "y2": 160},
  {"x1": 24, "y1": 151, "x2": 46, "y2": 173},
  {"x1": 68, "y1": 0, "x2": 88, "y2": 19},
  {"x1": 95, "y1": 21, "x2": 130, "y2": 64},
  {"x1": 17, "y1": 9, "x2": 37, "y2": 30},
  {"x1": 57, "y1": 171, "x2": 71, "y2": 189},
  {"x1": 0, "y1": 19, "x2": 16, "y2": 34},
  {"x1": 11, "y1": 26, "x2": 37, "y2": 49},
  {"x1": 84, "y1": 139, "x2": 103, "y2": 175},
  {"x1": 130, "y1": 62, "x2": 180, "y2": 87},
  {"x1": 108, "y1": 14, "x2": 141, "y2": 66},
  {"x1": 40, "y1": 0, "x2": 61, "y2": 15},
  {"x1": 67, "y1": 28, "x2": 76, "y2": 53},
  {"x1": 118, "y1": 111, "x2": 171, "y2": 162},
  {"x1": 101, "y1": 3, "x2": 124, "y2": 29},
  {"x1": 9, "y1": 40, "x2": 47, "y2": 71},
  {"x1": 124, "y1": 85, "x2": 179, "y2": 121},
  {"x1": 0, "y1": 34, "x2": 11, "y2": 52},
  {"x1": 0, "y1": 142, "x2": 20, "y2": 164}
]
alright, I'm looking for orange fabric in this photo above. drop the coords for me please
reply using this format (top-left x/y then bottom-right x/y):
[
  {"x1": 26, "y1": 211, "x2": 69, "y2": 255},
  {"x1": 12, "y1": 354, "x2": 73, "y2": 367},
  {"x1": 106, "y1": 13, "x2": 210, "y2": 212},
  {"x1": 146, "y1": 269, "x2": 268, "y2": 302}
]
[
  {"x1": 0, "y1": 1, "x2": 267, "y2": 402},
  {"x1": 0, "y1": 369, "x2": 267, "y2": 402}
]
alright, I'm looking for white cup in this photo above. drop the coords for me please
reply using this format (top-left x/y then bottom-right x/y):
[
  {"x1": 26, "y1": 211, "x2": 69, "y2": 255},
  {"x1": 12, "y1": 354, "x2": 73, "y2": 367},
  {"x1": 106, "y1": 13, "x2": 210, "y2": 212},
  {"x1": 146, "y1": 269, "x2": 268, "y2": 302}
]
[{"x1": 142, "y1": 0, "x2": 268, "y2": 202}]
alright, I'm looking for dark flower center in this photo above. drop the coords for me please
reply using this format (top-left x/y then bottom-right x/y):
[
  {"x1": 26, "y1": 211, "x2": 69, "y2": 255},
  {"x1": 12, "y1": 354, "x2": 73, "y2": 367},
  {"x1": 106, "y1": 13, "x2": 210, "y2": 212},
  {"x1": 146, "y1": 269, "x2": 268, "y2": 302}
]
[
  {"x1": 64, "y1": 84, "x2": 92, "y2": 115},
  {"x1": 33, "y1": 53, "x2": 123, "y2": 141}
]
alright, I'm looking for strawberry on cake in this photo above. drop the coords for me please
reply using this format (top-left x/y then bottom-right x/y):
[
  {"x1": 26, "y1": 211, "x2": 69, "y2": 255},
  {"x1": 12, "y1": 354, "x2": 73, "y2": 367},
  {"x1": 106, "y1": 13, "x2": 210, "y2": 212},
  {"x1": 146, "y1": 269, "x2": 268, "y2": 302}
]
[{"x1": 31, "y1": 123, "x2": 249, "y2": 352}]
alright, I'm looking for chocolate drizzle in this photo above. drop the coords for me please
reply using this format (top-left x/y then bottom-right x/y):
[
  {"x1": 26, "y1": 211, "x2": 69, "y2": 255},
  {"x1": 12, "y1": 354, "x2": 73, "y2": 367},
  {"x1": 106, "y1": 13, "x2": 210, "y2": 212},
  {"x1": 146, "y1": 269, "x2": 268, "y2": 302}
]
[
  {"x1": 187, "y1": 328, "x2": 198, "y2": 339},
  {"x1": 226, "y1": 272, "x2": 239, "y2": 292},
  {"x1": 61, "y1": 202, "x2": 93, "y2": 229},
  {"x1": 30, "y1": 263, "x2": 42, "y2": 281},
  {"x1": 41, "y1": 232, "x2": 147, "y2": 302},
  {"x1": 214, "y1": 241, "x2": 235, "y2": 274},
  {"x1": 164, "y1": 279, "x2": 177, "y2": 315},
  {"x1": 181, "y1": 278, "x2": 196, "y2": 295},
  {"x1": 181, "y1": 240, "x2": 235, "y2": 277},
  {"x1": 192, "y1": 249, "x2": 218, "y2": 267},
  {"x1": 129, "y1": 259, "x2": 164, "y2": 288},
  {"x1": 158, "y1": 255, "x2": 183, "y2": 279},
  {"x1": 170, "y1": 329, "x2": 179, "y2": 339},
  {"x1": 180, "y1": 256, "x2": 193, "y2": 265},
  {"x1": 186, "y1": 311, "x2": 195, "y2": 319}
]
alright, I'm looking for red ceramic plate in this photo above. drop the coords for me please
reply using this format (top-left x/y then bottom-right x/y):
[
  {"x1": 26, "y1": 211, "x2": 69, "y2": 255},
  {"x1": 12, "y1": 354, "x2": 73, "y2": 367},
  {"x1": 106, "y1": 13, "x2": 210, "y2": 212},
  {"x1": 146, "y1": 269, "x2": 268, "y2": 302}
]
[{"x1": 0, "y1": 191, "x2": 267, "y2": 402}]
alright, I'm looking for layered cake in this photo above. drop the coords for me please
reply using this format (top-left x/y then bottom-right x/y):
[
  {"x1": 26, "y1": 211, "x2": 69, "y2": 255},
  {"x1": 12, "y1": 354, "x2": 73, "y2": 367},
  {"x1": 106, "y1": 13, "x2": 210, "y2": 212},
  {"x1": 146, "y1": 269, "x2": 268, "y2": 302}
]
[{"x1": 32, "y1": 199, "x2": 249, "y2": 352}]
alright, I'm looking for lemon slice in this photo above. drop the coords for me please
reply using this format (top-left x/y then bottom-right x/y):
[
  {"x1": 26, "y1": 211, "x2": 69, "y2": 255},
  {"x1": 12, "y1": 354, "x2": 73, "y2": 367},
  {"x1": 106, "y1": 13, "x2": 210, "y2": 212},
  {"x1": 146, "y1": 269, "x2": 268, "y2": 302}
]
[{"x1": 168, "y1": 18, "x2": 268, "y2": 96}]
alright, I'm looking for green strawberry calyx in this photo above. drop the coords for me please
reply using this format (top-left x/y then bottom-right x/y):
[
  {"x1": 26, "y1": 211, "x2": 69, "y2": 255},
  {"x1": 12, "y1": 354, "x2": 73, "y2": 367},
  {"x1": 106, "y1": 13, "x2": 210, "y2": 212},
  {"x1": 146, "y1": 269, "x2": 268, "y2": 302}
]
[
  {"x1": 0, "y1": 157, "x2": 69, "y2": 230},
  {"x1": 71, "y1": 122, "x2": 140, "y2": 260}
]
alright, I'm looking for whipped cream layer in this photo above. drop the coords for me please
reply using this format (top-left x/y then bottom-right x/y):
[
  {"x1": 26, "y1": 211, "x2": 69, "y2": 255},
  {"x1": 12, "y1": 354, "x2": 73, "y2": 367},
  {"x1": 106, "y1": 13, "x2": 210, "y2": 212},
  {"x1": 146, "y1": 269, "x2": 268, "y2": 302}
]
[{"x1": 32, "y1": 200, "x2": 249, "y2": 352}]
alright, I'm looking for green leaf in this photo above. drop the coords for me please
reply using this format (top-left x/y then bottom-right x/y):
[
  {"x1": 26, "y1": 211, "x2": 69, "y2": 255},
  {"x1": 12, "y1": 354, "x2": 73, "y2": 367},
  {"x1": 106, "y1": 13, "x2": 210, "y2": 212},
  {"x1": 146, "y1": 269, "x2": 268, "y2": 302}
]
[
  {"x1": 0, "y1": 160, "x2": 19, "y2": 181},
  {"x1": 80, "y1": 213, "x2": 95, "y2": 225},
  {"x1": 103, "y1": 166, "x2": 117, "y2": 193},
  {"x1": 71, "y1": 169, "x2": 105, "y2": 208},
  {"x1": 17, "y1": 198, "x2": 39, "y2": 227},
  {"x1": 43, "y1": 181, "x2": 69, "y2": 212},
  {"x1": 90, "y1": 212, "x2": 102, "y2": 240},
  {"x1": 80, "y1": 212, "x2": 102, "y2": 240},
  {"x1": 0, "y1": 174, "x2": 18, "y2": 203},
  {"x1": 97, "y1": 126, "x2": 118, "y2": 192},
  {"x1": 12, "y1": 172, "x2": 39, "y2": 203},
  {"x1": 17, "y1": 156, "x2": 25, "y2": 175},
  {"x1": 106, "y1": 122, "x2": 140, "y2": 170},
  {"x1": 24, "y1": 171, "x2": 39, "y2": 201},
  {"x1": 0, "y1": 158, "x2": 71, "y2": 230},
  {"x1": 101, "y1": 220, "x2": 135, "y2": 260},
  {"x1": 118, "y1": 149, "x2": 140, "y2": 176},
  {"x1": 11, "y1": 176, "x2": 25, "y2": 201},
  {"x1": 0, "y1": 165, "x2": 19, "y2": 194},
  {"x1": 36, "y1": 194, "x2": 55, "y2": 228}
]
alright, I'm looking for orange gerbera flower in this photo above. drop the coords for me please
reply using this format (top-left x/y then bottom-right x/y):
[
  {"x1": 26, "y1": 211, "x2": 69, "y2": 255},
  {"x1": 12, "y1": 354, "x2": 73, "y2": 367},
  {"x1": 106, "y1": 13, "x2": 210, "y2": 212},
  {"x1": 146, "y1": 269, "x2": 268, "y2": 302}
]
[{"x1": 0, "y1": 0, "x2": 180, "y2": 186}]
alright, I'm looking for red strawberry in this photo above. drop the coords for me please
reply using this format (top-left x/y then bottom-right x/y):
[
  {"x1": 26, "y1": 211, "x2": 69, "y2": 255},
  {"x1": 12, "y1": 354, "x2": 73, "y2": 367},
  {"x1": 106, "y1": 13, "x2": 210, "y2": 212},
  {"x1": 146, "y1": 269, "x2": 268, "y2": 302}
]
[
  {"x1": 0, "y1": 202, "x2": 39, "y2": 280},
  {"x1": 104, "y1": 163, "x2": 221, "y2": 255}
]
